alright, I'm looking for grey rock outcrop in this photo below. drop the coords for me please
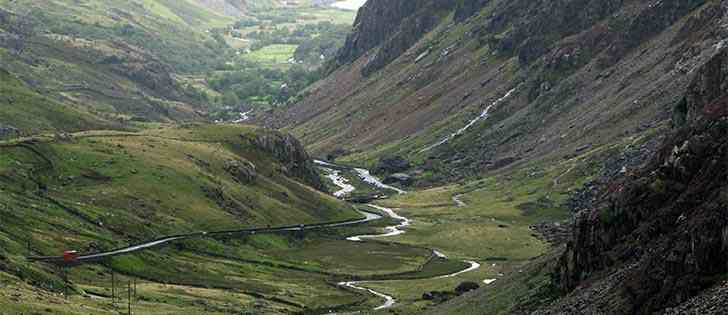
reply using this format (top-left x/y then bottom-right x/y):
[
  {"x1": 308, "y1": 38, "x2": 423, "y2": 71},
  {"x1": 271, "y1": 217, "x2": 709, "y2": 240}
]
[
  {"x1": 334, "y1": 0, "x2": 456, "y2": 76},
  {"x1": 249, "y1": 130, "x2": 325, "y2": 191},
  {"x1": 383, "y1": 173, "x2": 413, "y2": 186},
  {"x1": 0, "y1": 124, "x2": 20, "y2": 139},
  {"x1": 224, "y1": 159, "x2": 256, "y2": 184},
  {"x1": 372, "y1": 155, "x2": 411, "y2": 175},
  {"x1": 455, "y1": 281, "x2": 480, "y2": 295}
]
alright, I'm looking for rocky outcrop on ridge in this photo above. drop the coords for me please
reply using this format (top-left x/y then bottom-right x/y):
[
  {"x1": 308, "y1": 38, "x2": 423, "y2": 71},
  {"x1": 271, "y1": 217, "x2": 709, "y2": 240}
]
[{"x1": 249, "y1": 130, "x2": 326, "y2": 191}]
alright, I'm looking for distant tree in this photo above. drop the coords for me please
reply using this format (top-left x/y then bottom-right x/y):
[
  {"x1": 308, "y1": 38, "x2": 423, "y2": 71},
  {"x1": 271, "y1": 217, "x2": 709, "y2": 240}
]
[
  {"x1": 222, "y1": 90, "x2": 240, "y2": 106},
  {"x1": 211, "y1": 32, "x2": 229, "y2": 49}
]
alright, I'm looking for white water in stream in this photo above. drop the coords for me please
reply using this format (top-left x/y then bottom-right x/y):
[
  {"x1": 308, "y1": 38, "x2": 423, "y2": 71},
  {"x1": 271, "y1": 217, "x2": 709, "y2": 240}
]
[
  {"x1": 232, "y1": 110, "x2": 253, "y2": 123},
  {"x1": 354, "y1": 168, "x2": 407, "y2": 195},
  {"x1": 320, "y1": 167, "x2": 356, "y2": 197},
  {"x1": 314, "y1": 160, "x2": 407, "y2": 195},
  {"x1": 420, "y1": 88, "x2": 517, "y2": 153},
  {"x1": 318, "y1": 162, "x2": 480, "y2": 311}
]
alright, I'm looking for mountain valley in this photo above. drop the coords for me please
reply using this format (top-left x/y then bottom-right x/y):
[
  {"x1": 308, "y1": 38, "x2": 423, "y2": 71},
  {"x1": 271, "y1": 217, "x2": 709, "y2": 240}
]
[{"x1": 1, "y1": 0, "x2": 727, "y2": 314}]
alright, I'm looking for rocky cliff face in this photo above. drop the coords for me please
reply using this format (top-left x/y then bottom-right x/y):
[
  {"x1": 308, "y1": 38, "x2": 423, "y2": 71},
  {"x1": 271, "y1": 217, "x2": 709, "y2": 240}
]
[
  {"x1": 335, "y1": 0, "x2": 419, "y2": 64},
  {"x1": 249, "y1": 130, "x2": 326, "y2": 191},
  {"x1": 334, "y1": 0, "x2": 454, "y2": 76},
  {"x1": 550, "y1": 48, "x2": 728, "y2": 315}
]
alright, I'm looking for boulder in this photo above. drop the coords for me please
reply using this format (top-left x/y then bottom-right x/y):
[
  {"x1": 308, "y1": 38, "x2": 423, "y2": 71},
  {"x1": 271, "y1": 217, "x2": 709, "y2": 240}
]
[
  {"x1": 249, "y1": 131, "x2": 325, "y2": 191},
  {"x1": 422, "y1": 292, "x2": 435, "y2": 300},
  {"x1": 455, "y1": 281, "x2": 480, "y2": 295},
  {"x1": 422, "y1": 290, "x2": 456, "y2": 302},
  {"x1": 372, "y1": 155, "x2": 411, "y2": 175},
  {"x1": 383, "y1": 173, "x2": 413, "y2": 186}
]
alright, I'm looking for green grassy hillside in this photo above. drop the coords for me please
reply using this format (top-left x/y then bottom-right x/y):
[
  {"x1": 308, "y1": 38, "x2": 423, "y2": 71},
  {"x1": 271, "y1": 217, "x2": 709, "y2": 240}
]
[
  {"x1": 0, "y1": 124, "x2": 408, "y2": 314},
  {"x1": 0, "y1": 69, "x2": 112, "y2": 135}
]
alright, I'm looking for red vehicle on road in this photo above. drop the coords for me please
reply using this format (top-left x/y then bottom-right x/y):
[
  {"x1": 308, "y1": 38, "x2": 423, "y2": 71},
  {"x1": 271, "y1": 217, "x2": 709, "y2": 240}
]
[{"x1": 62, "y1": 250, "x2": 79, "y2": 263}]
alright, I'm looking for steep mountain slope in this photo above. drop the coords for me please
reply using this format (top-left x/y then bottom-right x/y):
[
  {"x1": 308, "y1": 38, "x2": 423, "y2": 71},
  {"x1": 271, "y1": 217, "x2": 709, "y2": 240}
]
[
  {"x1": 184, "y1": 0, "x2": 248, "y2": 18},
  {"x1": 271, "y1": 0, "x2": 725, "y2": 182},
  {"x1": 0, "y1": 1, "x2": 456, "y2": 314}
]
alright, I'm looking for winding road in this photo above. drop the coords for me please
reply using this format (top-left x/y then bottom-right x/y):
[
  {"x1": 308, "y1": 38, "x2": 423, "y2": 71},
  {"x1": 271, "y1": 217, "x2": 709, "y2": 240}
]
[{"x1": 28, "y1": 211, "x2": 382, "y2": 264}]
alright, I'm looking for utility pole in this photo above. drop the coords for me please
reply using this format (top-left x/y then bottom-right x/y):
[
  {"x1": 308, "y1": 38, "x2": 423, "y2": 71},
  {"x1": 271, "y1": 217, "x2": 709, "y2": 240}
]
[
  {"x1": 127, "y1": 280, "x2": 132, "y2": 315},
  {"x1": 57, "y1": 265, "x2": 69, "y2": 299},
  {"x1": 111, "y1": 271, "x2": 115, "y2": 306}
]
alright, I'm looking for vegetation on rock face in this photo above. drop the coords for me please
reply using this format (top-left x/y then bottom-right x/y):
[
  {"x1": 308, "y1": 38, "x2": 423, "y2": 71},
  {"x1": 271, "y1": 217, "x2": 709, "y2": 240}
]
[{"x1": 249, "y1": 129, "x2": 327, "y2": 191}]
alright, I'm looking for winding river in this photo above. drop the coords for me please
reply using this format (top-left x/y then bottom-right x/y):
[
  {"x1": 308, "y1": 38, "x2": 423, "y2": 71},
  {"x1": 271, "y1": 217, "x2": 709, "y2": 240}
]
[{"x1": 316, "y1": 161, "x2": 481, "y2": 311}]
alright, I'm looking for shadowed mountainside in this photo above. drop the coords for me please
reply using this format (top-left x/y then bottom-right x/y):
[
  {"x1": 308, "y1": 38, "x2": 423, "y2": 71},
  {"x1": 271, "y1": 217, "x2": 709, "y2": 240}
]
[{"x1": 266, "y1": 0, "x2": 725, "y2": 182}]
